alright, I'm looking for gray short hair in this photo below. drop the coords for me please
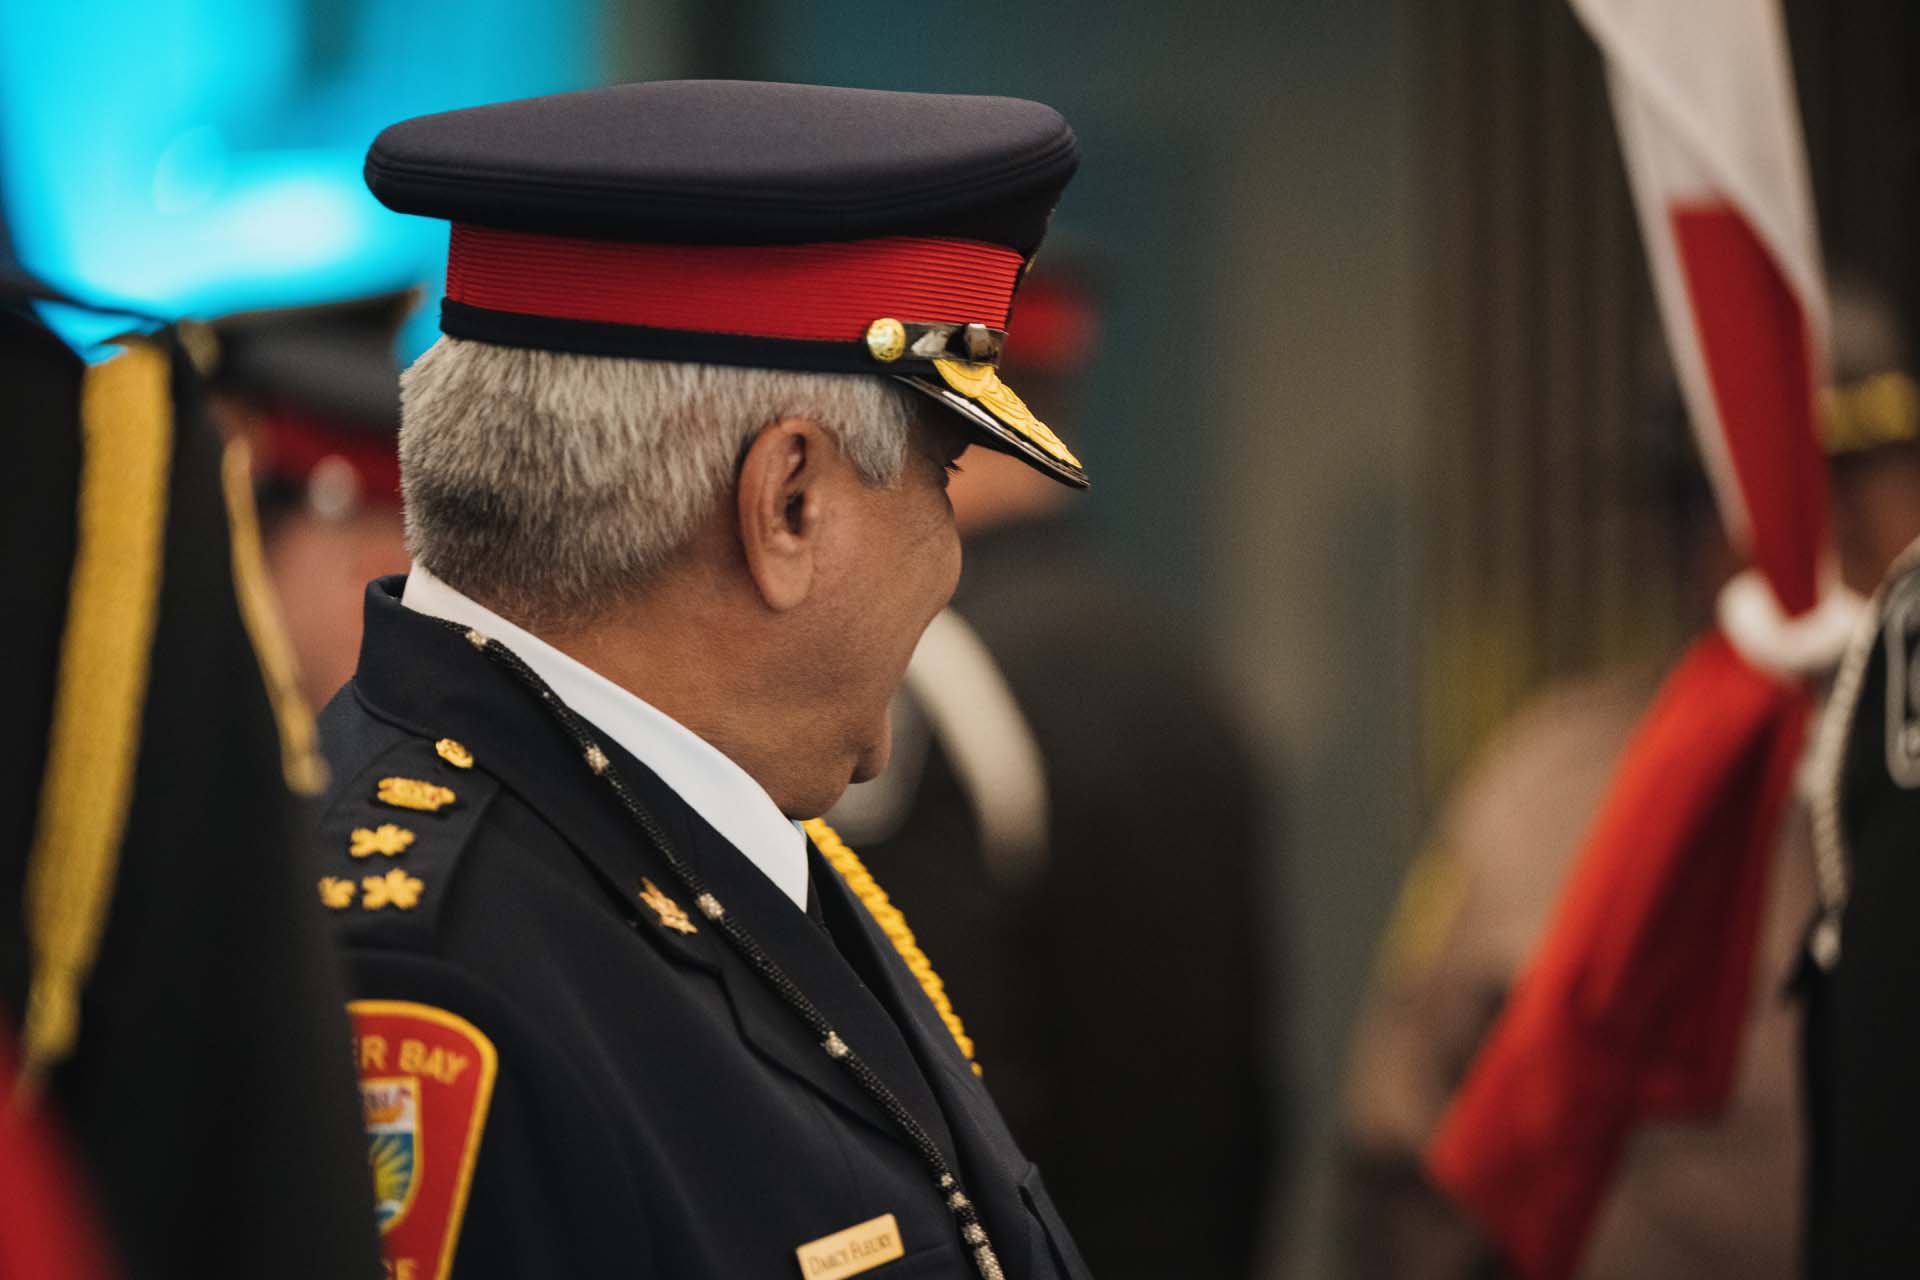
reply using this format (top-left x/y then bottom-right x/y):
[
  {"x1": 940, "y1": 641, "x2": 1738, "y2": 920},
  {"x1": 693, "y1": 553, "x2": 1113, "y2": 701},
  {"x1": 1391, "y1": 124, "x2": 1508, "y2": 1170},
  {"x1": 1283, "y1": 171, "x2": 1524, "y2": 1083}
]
[{"x1": 399, "y1": 337, "x2": 917, "y2": 625}]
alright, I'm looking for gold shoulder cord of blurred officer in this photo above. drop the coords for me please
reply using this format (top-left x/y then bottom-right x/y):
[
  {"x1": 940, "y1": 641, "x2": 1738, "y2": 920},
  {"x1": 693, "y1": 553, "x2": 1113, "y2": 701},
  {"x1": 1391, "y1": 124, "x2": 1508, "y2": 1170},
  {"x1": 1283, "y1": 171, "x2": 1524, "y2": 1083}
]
[
  {"x1": 17, "y1": 340, "x2": 174, "y2": 1102},
  {"x1": 803, "y1": 818, "x2": 982, "y2": 1076},
  {"x1": 219, "y1": 435, "x2": 328, "y2": 796}
]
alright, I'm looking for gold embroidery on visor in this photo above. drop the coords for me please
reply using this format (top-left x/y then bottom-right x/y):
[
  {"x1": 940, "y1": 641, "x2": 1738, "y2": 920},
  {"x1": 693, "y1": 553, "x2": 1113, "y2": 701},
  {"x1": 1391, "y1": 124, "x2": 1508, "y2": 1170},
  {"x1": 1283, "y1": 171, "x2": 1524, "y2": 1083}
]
[{"x1": 931, "y1": 359, "x2": 1082, "y2": 471}]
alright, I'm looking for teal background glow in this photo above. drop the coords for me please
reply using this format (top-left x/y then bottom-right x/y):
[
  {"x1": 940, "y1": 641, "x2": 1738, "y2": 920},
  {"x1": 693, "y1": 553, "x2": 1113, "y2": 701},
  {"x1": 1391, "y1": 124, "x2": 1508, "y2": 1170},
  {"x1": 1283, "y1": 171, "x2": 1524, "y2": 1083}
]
[{"x1": 0, "y1": 0, "x2": 605, "y2": 353}]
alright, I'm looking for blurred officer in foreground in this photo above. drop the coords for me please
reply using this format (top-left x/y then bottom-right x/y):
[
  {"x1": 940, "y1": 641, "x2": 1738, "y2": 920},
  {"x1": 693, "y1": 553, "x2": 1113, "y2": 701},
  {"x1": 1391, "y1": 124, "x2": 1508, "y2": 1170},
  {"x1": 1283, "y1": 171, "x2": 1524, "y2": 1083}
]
[
  {"x1": 829, "y1": 263, "x2": 1276, "y2": 1280},
  {"x1": 316, "y1": 81, "x2": 1094, "y2": 1278},
  {"x1": 1340, "y1": 278, "x2": 1920, "y2": 1280},
  {"x1": 204, "y1": 291, "x2": 415, "y2": 709},
  {"x1": 0, "y1": 269, "x2": 378, "y2": 1276}
]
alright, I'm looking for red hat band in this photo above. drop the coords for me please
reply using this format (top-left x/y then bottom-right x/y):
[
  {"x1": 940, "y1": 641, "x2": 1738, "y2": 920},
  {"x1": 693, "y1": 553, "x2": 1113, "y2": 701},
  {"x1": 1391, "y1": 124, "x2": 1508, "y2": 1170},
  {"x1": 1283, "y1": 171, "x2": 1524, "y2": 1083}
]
[{"x1": 445, "y1": 225, "x2": 1024, "y2": 347}]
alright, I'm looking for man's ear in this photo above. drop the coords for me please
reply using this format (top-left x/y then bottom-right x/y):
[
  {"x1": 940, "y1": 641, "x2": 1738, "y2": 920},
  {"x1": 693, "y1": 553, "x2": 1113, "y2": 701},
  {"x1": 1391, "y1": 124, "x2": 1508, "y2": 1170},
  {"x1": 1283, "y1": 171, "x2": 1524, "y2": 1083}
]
[{"x1": 737, "y1": 415, "x2": 828, "y2": 611}]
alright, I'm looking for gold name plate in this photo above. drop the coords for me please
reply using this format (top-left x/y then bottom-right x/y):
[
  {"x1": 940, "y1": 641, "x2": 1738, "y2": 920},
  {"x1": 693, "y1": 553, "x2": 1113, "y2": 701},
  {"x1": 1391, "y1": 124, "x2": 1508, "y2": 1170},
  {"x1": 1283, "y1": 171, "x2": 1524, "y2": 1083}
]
[{"x1": 795, "y1": 1213, "x2": 905, "y2": 1279}]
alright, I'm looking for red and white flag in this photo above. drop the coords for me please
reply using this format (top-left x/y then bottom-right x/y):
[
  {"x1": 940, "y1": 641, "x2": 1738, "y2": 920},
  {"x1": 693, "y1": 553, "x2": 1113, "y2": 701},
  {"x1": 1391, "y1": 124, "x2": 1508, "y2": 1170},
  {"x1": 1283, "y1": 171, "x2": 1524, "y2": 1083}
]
[
  {"x1": 1427, "y1": 3, "x2": 1849, "y2": 1276},
  {"x1": 1599, "y1": 0, "x2": 1833, "y2": 619}
]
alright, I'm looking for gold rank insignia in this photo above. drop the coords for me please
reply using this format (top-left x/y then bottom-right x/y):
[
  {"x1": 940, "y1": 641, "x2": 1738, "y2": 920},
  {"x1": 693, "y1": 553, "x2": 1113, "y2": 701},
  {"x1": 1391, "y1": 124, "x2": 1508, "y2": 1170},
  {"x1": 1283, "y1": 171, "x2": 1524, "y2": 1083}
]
[
  {"x1": 376, "y1": 776, "x2": 457, "y2": 813},
  {"x1": 319, "y1": 876, "x2": 357, "y2": 910},
  {"x1": 638, "y1": 877, "x2": 697, "y2": 934},
  {"x1": 362, "y1": 869, "x2": 425, "y2": 911},
  {"x1": 350, "y1": 824, "x2": 416, "y2": 859},
  {"x1": 435, "y1": 738, "x2": 474, "y2": 769}
]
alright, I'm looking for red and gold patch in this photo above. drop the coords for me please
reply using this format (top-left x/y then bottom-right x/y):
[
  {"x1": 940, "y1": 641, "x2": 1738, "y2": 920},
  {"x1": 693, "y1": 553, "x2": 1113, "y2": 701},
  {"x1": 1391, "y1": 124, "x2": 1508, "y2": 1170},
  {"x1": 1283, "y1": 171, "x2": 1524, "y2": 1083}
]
[{"x1": 349, "y1": 1000, "x2": 498, "y2": 1280}]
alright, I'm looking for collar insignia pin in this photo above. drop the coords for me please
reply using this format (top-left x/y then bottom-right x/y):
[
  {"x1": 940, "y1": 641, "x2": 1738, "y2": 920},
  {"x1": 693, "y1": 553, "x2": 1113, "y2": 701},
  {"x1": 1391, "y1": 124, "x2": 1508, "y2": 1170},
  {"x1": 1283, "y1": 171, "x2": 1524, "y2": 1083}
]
[
  {"x1": 639, "y1": 878, "x2": 698, "y2": 935},
  {"x1": 376, "y1": 777, "x2": 457, "y2": 813}
]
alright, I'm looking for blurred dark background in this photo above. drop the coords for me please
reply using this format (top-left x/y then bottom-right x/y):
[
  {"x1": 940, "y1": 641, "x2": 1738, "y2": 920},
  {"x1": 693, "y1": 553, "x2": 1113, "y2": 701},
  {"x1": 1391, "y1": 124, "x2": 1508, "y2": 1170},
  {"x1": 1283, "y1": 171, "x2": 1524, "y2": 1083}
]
[{"x1": 6, "y1": 1, "x2": 1919, "y2": 1273}]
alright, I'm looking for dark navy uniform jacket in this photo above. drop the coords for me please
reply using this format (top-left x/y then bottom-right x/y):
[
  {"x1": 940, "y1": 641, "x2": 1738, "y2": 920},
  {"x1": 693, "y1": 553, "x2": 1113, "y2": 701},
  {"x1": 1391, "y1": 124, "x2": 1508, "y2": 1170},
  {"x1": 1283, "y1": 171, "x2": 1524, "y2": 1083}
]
[{"x1": 315, "y1": 577, "x2": 1092, "y2": 1279}]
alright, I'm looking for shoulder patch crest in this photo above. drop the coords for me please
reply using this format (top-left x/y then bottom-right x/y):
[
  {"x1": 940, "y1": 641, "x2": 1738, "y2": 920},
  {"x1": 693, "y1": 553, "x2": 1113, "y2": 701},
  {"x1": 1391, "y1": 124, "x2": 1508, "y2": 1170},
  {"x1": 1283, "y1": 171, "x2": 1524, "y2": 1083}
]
[{"x1": 350, "y1": 1000, "x2": 498, "y2": 1280}]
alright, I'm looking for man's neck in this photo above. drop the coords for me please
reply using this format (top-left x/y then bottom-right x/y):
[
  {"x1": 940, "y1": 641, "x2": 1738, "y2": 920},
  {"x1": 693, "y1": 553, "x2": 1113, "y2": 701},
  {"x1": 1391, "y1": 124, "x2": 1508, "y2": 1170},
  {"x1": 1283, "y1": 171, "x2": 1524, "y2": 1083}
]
[{"x1": 539, "y1": 591, "x2": 832, "y2": 818}]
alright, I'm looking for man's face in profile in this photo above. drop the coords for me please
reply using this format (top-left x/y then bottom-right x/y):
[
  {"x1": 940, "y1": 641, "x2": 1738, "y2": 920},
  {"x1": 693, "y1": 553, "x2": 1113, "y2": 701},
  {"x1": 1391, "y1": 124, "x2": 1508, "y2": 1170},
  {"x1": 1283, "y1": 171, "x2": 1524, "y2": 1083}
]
[{"x1": 816, "y1": 412, "x2": 970, "y2": 789}]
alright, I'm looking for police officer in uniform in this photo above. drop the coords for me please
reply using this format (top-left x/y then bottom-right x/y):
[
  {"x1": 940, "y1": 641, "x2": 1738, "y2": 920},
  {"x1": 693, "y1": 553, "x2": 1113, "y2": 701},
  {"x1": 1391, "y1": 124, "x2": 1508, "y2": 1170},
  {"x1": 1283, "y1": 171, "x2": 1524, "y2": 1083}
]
[{"x1": 314, "y1": 81, "x2": 1093, "y2": 1278}]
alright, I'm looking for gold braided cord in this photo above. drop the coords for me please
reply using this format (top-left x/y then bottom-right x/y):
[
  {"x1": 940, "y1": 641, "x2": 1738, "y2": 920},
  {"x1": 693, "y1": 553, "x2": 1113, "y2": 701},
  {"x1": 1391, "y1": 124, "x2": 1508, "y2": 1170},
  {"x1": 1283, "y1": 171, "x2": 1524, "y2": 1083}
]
[
  {"x1": 17, "y1": 341, "x2": 174, "y2": 1101},
  {"x1": 219, "y1": 437, "x2": 328, "y2": 795},
  {"x1": 802, "y1": 818, "x2": 981, "y2": 1075}
]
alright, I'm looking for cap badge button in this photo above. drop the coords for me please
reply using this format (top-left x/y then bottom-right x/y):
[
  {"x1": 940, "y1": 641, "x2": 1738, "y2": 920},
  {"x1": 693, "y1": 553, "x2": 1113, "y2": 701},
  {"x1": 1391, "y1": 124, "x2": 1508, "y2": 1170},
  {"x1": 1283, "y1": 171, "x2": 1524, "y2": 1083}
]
[{"x1": 865, "y1": 317, "x2": 908, "y2": 363}]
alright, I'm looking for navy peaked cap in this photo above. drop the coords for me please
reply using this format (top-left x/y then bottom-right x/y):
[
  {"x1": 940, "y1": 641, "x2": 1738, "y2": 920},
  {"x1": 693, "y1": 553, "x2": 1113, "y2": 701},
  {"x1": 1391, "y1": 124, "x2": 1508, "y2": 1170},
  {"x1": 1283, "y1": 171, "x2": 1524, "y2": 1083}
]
[
  {"x1": 366, "y1": 80, "x2": 1078, "y2": 253},
  {"x1": 364, "y1": 80, "x2": 1088, "y2": 487}
]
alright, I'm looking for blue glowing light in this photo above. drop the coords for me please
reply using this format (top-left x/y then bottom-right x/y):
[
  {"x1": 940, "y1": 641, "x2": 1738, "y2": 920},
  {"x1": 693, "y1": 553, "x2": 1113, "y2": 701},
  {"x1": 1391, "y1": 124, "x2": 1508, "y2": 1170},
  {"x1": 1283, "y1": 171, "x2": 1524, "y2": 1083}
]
[{"x1": 0, "y1": 0, "x2": 604, "y2": 355}]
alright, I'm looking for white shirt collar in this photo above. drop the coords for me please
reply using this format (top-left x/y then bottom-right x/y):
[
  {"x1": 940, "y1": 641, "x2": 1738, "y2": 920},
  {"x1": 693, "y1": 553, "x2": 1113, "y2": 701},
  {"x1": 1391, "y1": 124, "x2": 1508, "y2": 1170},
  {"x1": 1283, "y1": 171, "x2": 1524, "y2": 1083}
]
[{"x1": 401, "y1": 564, "x2": 810, "y2": 910}]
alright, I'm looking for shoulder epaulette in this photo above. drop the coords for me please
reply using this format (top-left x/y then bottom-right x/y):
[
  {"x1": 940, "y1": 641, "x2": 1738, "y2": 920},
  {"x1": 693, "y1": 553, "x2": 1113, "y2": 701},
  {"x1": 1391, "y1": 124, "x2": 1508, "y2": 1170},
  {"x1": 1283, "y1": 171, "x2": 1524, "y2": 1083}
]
[{"x1": 313, "y1": 734, "x2": 500, "y2": 945}]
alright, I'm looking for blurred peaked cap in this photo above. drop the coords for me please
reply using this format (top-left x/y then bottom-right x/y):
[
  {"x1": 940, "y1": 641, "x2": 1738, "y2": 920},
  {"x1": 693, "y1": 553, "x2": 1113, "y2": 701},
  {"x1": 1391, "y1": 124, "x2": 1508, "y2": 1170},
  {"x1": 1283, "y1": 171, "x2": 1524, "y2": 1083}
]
[
  {"x1": 208, "y1": 289, "x2": 418, "y2": 432},
  {"x1": 1827, "y1": 269, "x2": 1911, "y2": 385},
  {"x1": 1, "y1": 263, "x2": 168, "y2": 328},
  {"x1": 0, "y1": 263, "x2": 81, "y2": 310},
  {"x1": 1820, "y1": 271, "x2": 1918, "y2": 457},
  {"x1": 1635, "y1": 270, "x2": 1918, "y2": 466},
  {"x1": 1003, "y1": 256, "x2": 1103, "y2": 377},
  {"x1": 208, "y1": 290, "x2": 417, "y2": 513},
  {"x1": 362, "y1": 80, "x2": 1088, "y2": 488}
]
